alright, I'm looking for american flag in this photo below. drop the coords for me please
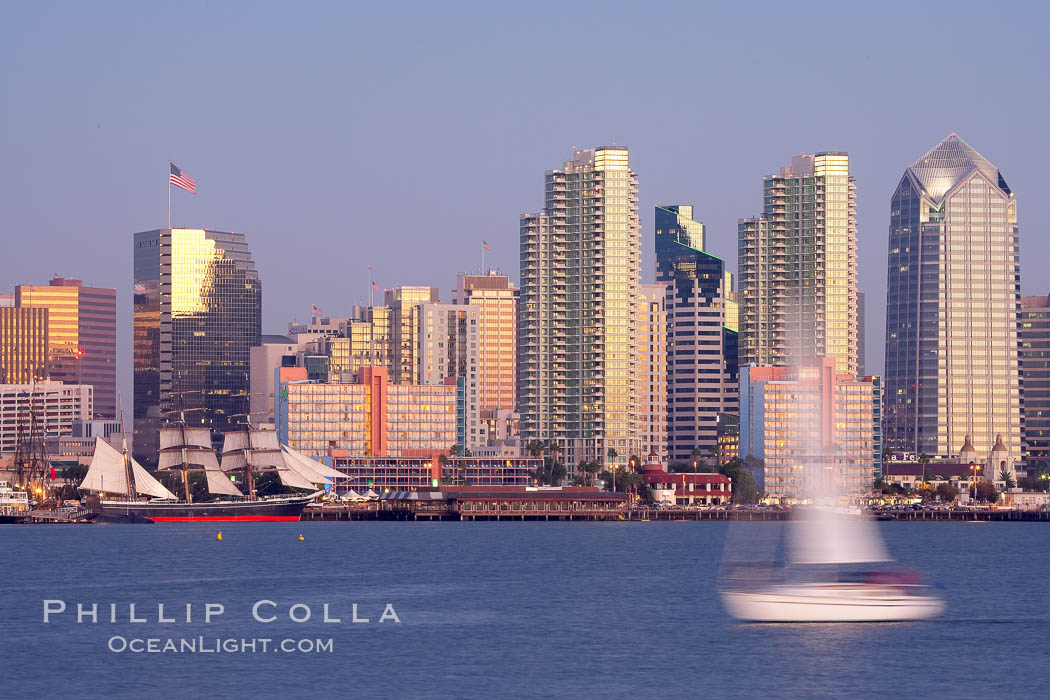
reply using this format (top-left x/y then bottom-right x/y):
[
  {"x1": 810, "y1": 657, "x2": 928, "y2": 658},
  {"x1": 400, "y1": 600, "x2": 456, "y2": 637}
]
[
  {"x1": 482, "y1": 240, "x2": 491, "y2": 250},
  {"x1": 169, "y1": 163, "x2": 196, "y2": 193}
]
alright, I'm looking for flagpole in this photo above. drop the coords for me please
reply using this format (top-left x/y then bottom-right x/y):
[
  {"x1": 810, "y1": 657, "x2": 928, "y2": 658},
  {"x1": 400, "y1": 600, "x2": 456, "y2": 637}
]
[
  {"x1": 168, "y1": 164, "x2": 171, "y2": 230},
  {"x1": 368, "y1": 264, "x2": 373, "y2": 307},
  {"x1": 481, "y1": 243, "x2": 485, "y2": 273}
]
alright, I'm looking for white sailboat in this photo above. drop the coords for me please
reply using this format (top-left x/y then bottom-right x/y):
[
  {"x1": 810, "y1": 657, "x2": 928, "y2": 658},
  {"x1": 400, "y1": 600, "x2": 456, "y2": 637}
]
[
  {"x1": 721, "y1": 506, "x2": 945, "y2": 622},
  {"x1": 80, "y1": 436, "x2": 179, "y2": 507}
]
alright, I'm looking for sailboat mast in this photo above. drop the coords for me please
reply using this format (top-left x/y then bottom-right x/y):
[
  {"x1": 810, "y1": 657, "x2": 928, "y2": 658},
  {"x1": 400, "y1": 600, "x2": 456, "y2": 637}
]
[
  {"x1": 244, "y1": 423, "x2": 256, "y2": 499},
  {"x1": 117, "y1": 395, "x2": 136, "y2": 501},
  {"x1": 179, "y1": 420, "x2": 192, "y2": 504}
]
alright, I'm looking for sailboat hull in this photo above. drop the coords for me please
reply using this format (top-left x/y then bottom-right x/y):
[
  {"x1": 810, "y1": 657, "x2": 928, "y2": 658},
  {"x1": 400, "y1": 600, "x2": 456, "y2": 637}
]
[
  {"x1": 97, "y1": 495, "x2": 312, "y2": 523},
  {"x1": 721, "y1": 585, "x2": 945, "y2": 622}
]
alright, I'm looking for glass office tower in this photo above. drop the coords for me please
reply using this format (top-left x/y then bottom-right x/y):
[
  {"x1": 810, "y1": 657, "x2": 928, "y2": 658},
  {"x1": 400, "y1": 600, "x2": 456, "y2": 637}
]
[
  {"x1": 133, "y1": 228, "x2": 262, "y2": 465},
  {"x1": 1020, "y1": 295, "x2": 1050, "y2": 474},
  {"x1": 519, "y1": 147, "x2": 641, "y2": 469},
  {"x1": 883, "y1": 135, "x2": 1021, "y2": 460},
  {"x1": 738, "y1": 153, "x2": 858, "y2": 375},
  {"x1": 655, "y1": 205, "x2": 739, "y2": 462},
  {"x1": 15, "y1": 277, "x2": 117, "y2": 418},
  {"x1": 0, "y1": 307, "x2": 49, "y2": 384}
]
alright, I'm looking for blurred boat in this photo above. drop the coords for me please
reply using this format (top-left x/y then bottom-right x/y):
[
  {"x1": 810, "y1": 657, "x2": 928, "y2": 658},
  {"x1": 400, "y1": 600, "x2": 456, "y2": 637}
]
[{"x1": 720, "y1": 506, "x2": 944, "y2": 622}]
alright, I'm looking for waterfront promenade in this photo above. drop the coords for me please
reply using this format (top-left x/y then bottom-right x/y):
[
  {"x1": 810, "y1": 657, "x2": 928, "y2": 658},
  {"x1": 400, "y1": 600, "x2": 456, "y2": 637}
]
[{"x1": 301, "y1": 502, "x2": 1050, "y2": 522}]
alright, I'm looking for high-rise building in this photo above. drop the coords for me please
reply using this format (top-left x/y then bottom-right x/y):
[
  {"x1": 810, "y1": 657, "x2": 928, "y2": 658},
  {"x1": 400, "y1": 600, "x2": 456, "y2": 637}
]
[
  {"x1": 655, "y1": 205, "x2": 739, "y2": 462},
  {"x1": 453, "y1": 272, "x2": 517, "y2": 414},
  {"x1": 14, "y1": 277, "x2": 117, "y2": 418},
  {"x1": 133, "y1": 228, "x2": 262, "y2": 465},
  {"x1": 858, "y1": 291, "x2": 866, "y2": 377},
  {"x1": 0, "y1": 307, "x2": 49, "y2": 384},
  {"x1": 637, "y1": 284, "x2": 667, "y2": 460},
  {"x1": 418, "y1": 302, "x2": 483, "y2": 449},
  {"x1": 320, "y1": 306, "x2": 394, "y2": 378},
  {"x1": 739, "y1": 359, "x2": 878, "y2": 500},
  {"x1": 248, "y1": 334, "x2": 311, "y2": 424},
  {"x1": 519, "y1": 146, "x2": 641, "y2": 469},
  {"x1": 738, "y1": 152, "x2": 858, "y2": 375},
  {"x1": 276, "y1": 366, "x2": 458, "y2": 458},
  {"x1": 1020, "y1": 294, "x2": 1050, "y2": 474},
  {"x1": 883, "y1": 135, "x2": 1021, "y2": 461},
  {"x1": 0, "y1": 381, "x2": 92, "y2": 454},
  {"x1": 385, "y1": 286, "x2": 439, "y2": 385}
]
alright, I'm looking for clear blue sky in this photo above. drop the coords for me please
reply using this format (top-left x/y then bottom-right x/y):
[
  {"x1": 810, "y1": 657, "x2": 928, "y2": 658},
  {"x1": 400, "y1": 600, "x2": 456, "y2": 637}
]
[{"x1": 1, "y1": 1, "x2": 1047, "y2": 401}]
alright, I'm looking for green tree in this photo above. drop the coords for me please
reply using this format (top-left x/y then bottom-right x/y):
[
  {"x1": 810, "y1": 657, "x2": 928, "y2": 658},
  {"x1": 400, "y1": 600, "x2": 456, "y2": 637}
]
[
  {"x1": 607, "y1": 447, "x2": 619, "y2": 466},
  {"x1": 449, "y1": 444, "x2": 461, "y2": 457},
  {"x1": 719, "y1": 459, "x2": 758, "y2": 504},
  {"x1": 526, "y1": 440, "x2": 545, "y2": 458},
  {"x1": 1019, "y1": 475, "x2": 1050, "y2": 492},
  {"x1": 549, "y1": 461, "x2": 567, "y2": 485},
  {"x1": 975, "y1": 479, "x2": 999, "y2": 503},
  {"x1": 935, "y1": 482, "x2": 959, "y2": 503}
]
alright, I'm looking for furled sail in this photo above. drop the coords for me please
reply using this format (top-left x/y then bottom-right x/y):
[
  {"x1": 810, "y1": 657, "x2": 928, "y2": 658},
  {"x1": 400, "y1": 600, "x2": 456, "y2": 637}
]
[
  {"x1": 789, "y1": 507, "x2": 890, "y2": 565},
  {"x1": 80, "y1": 437, "x2": 177, "y2": 500},
  {"x1": 221, "y1": 428, "x2": 285, "y2": 471},
  {"x1": 159, "y1": 426, "x2": 220, "y2": 470},
  {"x1": 158, "y1": 448, "x2": 220, "y2": 470},
  {"x1": 159, "y1": 427, "x2": 213, "y2": 450}
]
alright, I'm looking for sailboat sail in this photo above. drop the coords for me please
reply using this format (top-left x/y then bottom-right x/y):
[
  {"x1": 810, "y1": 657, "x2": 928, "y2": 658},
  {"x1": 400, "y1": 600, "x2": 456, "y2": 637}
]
[
  {"x1": 159, "y1": 427, "x2": 212, "y2": 450},
  {"x1": 219, "y1": 428, "x2": 321, "y2": 491},
  {"x1": 282, "y1": 446, "x2": 344, "y2": 481},
  {"x1": 276, "y1": 466, "x2": 318, "y2": 490},
  {"x1": 158, "y1": 449, "x2": 220, "y2": 470},
  {"x1": 80, "y1": 437, "x2": 177, "y2": 500},
  {"x1": 204, "y1": 470, "x2": 244, "y2": 497},
  {"x1": 789, "y1": 507, "x2": 890, "y2": 565}
]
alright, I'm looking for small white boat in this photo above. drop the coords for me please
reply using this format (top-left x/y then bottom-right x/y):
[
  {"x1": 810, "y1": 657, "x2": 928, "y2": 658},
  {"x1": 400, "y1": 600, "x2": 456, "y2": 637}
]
[
  {"x1": 722, "y1": 582, "x2": 945, "y2": 622},
  {"x1": 721, "y1": 506, "x2": 945, "y2": 623}
]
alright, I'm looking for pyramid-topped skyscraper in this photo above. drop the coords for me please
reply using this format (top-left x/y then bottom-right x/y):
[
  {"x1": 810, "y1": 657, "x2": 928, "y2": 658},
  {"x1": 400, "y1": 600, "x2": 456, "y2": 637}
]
[{"x1": 883, "y1": 135, "x2": 1021, "y2": 470}]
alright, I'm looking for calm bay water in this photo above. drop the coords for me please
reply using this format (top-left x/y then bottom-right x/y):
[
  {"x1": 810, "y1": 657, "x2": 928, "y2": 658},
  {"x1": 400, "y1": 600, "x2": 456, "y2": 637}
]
[{"x1": 1, "y1": 521, "x2": 1047, "y2": 699}]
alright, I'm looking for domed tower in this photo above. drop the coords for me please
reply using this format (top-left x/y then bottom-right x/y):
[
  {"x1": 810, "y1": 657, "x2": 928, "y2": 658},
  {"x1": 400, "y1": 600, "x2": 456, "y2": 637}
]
[
  {"x1": 984, "y1": 433, "x2": 1014, "y2": 483},
  {"x1": 957, "y1": 435, "x2": 978, "y2": 465}
]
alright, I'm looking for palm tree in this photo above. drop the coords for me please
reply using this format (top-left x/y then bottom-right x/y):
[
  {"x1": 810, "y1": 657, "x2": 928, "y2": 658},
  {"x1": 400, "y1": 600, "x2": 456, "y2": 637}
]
[
  {"x1": 998, "y1": 464, "x2": 1016, "y2": 490},
  {"x1": 918, "y1": 453, "x2": 932, "y2": 487}
]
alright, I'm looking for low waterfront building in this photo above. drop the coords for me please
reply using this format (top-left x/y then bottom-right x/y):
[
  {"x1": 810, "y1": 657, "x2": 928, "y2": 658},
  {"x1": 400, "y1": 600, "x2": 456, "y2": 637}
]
[
  {"x1": 739, "y1": 359, "x2": 879, "y2": 501},
  {"x1": 638, "y1": 454, "x2": 732, "y2": 506},
  {"x1": 380, "y1": 486, "x2": 628, "y2": 520},
  {"x1": 0, "y1": 382, "x2": 92, "y2": 455},
  {"x1": 881, "y1": 462, "x2": 974, "y2": 491},
  {"x1": 1001, "y1": 490, "x2": 1049, "y2": 510},
  {"x1": 330, "y1": 455, "x2": 538, "y2": 493}
]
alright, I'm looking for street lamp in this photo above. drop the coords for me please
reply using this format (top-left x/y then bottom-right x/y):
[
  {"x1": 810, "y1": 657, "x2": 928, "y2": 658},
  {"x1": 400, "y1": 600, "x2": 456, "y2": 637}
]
[{"x1": 969, "y1": 462, "x2": 980, "y2": 507}]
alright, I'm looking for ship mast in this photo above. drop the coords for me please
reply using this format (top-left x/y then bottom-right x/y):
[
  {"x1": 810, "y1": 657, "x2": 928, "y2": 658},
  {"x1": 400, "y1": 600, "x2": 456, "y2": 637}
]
[
  {"x1": 160, "y1": 389, "x2": 210, "y2": 503},
  {"x1": 117, "y1": 395, "x2": 136, "y2": 501},
  {"x1": 222, "y1": 406, "x2": 283, "y2": 500},
  {"x1": 13, "y1": 389, "x2": 53, "y2": 505}
]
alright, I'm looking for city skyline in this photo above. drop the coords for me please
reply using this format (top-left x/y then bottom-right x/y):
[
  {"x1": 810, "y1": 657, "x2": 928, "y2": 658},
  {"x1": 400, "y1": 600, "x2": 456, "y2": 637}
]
[{"x1": 2, "y1": 3, "x2": 1047, "y2": 406}]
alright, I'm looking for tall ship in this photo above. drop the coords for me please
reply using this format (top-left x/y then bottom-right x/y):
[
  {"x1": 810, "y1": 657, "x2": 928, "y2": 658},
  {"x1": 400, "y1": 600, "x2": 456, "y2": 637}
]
[{"x1": 80, "y1": 424, "x2": 342, "y2": 523}]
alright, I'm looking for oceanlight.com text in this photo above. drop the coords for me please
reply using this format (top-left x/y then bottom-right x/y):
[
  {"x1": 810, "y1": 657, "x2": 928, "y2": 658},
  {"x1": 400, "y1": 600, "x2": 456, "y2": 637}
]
[{"x1": 107, "y1": 636, "x2": 334, "y2": 654}]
